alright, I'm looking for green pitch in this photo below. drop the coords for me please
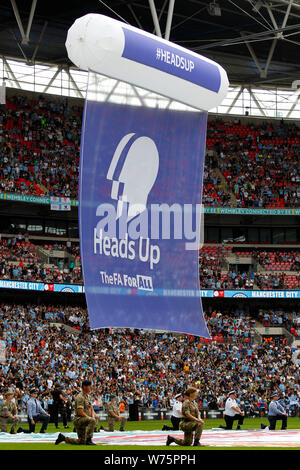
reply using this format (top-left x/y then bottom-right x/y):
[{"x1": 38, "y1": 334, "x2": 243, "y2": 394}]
[{"x1": 0, "y1": 417, "x2": 300, "y2": 450}]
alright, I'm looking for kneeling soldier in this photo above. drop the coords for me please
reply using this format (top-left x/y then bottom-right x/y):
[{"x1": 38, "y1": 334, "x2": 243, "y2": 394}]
[
  {"x1": 100, "y1": 394, "x2": 126, "y2": 432},
  {"x1": 166, "y1": 387, "x2": 205, "y2": 447},
  {"x1": 0, "y1": 391, "x2": 19, "y2": 434},
  {"x1": 55, "y1": 380, "x2": 98, "y2": 446}
]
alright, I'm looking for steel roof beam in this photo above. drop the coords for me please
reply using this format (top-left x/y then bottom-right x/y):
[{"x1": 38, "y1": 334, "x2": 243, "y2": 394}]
[
  {"x1": 165, "y1": 0, "x2": 176, "y2": 40},
  {"x1": 3, "y1": 56, "x2": 21, "y2": 88},
  {"x1": 194, "y1": 22, "x2": 300, "y2": 50},
  {"x1": 43, "y1": 65, "x2": 62, "y2": 93},
  {"x1": 10, "y1": 0, "x2": 26, "y2": 43},
  {"x1": 148, "y1": 0, "x2": 162, "y2": 37},
  {"x1": 10, "y1": 0, "x2": 37, "y2": 45},
  {"x1": 25, "y1": 0, "x2": 37, "y2": 44}
]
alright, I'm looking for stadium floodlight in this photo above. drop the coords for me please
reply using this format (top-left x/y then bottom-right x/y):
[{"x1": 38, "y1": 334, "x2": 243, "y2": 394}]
[{"x1": 207, "y1": 2, "x2": 222, "y2": 16}]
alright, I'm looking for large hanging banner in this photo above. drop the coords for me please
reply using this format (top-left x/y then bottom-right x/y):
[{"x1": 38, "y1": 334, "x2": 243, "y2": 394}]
[
  {"x1": 80, "y1": 95, "x2": 209, "y2": 337},
  {"x1": 67, "y1": 13, "x2": 229, "y2": 337}
]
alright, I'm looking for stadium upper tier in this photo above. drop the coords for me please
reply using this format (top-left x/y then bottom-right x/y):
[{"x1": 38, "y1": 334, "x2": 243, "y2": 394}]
[{"x1": 0, "y1": 94, "x2": 299, "y2": 209}]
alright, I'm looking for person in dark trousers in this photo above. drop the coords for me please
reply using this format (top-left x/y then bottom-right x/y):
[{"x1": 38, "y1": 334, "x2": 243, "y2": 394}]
[
  {"x1": 17, "y1": 389, "x2": 50, "y2": 434},
  {"x1": 261, "y1": 391, "x2": 288, "y2": 430},
  {"x1": 162, "y1": 394, "x2": 183, "y2": 431},
  {"x1": 52, "y1": 384, "x2": 69, "y2": 429},
  {"x1": 219, "y1": 390, "x2": 245, "y2": 430},
  {"x1": 128, "y1": 393, "x2": 141, "y2": 421}
]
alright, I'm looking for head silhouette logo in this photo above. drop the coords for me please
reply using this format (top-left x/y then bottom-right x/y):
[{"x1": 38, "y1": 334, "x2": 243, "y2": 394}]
[{"x1": 107, "y1": 133, "x2": 159, "y2": 221}]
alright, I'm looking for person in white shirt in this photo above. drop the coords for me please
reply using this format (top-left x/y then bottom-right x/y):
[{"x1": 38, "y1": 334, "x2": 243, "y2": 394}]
[
  {"x1": 162, "y1": 394, "x2": 183, "y2": 431},
  {"x1": 219, "y1": 390, "x2": 245, "y2": 430}
]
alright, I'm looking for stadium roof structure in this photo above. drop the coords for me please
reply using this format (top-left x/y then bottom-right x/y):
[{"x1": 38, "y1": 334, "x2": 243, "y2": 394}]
[{"x1": 1, "y1": 0, "x2": 300, "y2": 118}]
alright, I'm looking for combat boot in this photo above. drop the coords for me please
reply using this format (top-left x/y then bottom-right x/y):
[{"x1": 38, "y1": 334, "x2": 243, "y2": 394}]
[
  {"x1": 166, "y1": 435, "x2": 174, "y2": 446},
  {"x1": 193, "y1": 439, "x2": 205, "y2": 446},
  {"x1": 86, "y1": 437, "x2": 97, "y2": 445},
  {"x1": 55, "y1": 433, "x2": 66, "y2": 445}
]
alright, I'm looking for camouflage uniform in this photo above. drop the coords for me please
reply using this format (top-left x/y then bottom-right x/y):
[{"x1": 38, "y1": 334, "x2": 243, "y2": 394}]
[
  {"x1": 102, "y1": 400, "x2": 126, "y2": 432},
  {"x1": 172, "y1": 399, "x2": 203, "y2": 446},
  {"x1": 64, "y1": 391, "x2": 97, "y2": 445},
  {"x1": 0, "y1": 397, "x2": 19, "y2": 433}
]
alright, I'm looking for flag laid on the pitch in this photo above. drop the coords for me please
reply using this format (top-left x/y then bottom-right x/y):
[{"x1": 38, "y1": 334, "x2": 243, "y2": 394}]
[{"x1": 79, "y1": 86, "x2": 210, "y2": 337}]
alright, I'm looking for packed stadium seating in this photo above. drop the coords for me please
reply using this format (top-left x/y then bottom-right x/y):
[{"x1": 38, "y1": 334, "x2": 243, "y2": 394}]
[
  {"x1": 206, "y1": 119, "x2": 300, "y2": 208},
  {"x1": 0, "y1": 236, "x2": 298, "y2": 289},
  {"x1": 0, "y1": 303, "x2": 299, "y2": 415},
  {"x1": 0, "y1": 237, "x2": 82, "y2": 284},
  {"x1": 199, "y1": 245, "x2": 299, "y2": 289},
  {"x1": 1, "y1": 95, "x2": 299, "y2": 208},
  {"x1": 0, "y1": 91, "x2": 299, "y2": 421},
  {"x1": 0, "y1": 95, "x2": 80, "y2": 198}
]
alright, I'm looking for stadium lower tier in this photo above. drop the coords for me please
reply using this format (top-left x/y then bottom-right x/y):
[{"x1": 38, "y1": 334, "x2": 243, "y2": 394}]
[{"x1": 0, "y1": 301, "x2": 299, "y2": 418}]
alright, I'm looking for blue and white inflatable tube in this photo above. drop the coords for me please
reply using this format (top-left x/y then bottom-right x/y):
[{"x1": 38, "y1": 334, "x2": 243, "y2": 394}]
[{"x1": 65, "y1": 13, "x2": 228, "y2": 111}]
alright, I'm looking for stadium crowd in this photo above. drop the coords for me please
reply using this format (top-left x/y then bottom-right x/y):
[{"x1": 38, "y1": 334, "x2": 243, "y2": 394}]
[
  {"x1": 0, "y1": 94, "x2": 80, "y2": 198},
  {"x1": 0, "y1": 94, "x2": 299, "y2": 209},
  {"x1": 252, "y1": 249, "x2": 300, "y2": 272},
  {"x1": 0, "y1": 237, "x2": 82, "y2": 284},
  {"x1": 199, "y1": 245, "x2": 300, "y2": 290},
  {"x1": 0, "y1": 92, "x2": 299, "y2": 426},
  {"x1": 201, "y1": 270, "x2": 299, "y2": 290},
  {"x1": 0, "y1": 303, "x2": 299, "y2": 419},
  {"x1": 207, "y1": 119, "x2": 300, "y2": 208},
  {"x1": 0, "y1": 236, "x2": 298, "y2": 289}
]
